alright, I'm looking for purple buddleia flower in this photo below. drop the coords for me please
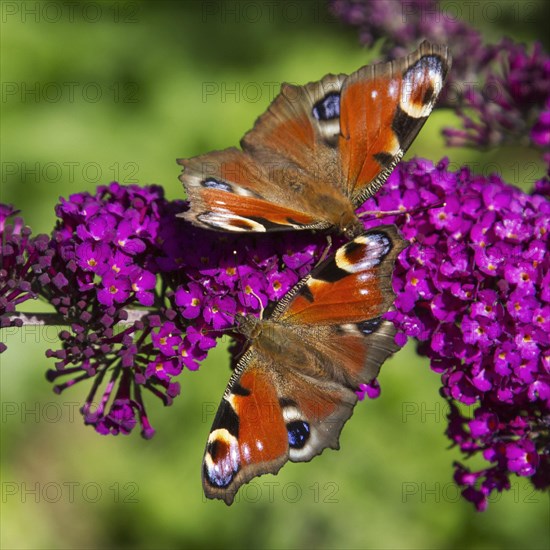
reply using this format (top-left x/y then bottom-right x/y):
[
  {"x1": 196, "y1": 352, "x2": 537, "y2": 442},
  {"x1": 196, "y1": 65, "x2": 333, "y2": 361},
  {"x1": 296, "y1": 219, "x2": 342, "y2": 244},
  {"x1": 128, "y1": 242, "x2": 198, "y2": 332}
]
[
  {"x1": 41, "y1": 184, "x2": 188, "y2": 438},
  {"x1": 359, "y1": 157, "x2": 549, "y2": 510},
  {"x1": 443, "y1": 40, "x2": 550, "y2": 150},
  {"x1": 0, "y1": 204, "x2": 52, "y2": 352},
  {"x1": 175, "y1": 283, "x2": 203, "y2": 319},
  {"x1": 356, "y1": 379, "x2": 381, "y2": 401}
]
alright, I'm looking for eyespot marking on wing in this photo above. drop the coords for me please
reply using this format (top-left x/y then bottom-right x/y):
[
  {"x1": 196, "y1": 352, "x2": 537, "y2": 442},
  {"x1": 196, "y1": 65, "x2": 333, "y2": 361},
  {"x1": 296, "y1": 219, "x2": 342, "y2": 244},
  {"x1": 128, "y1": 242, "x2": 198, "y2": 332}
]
[
  {"x1": 204, "y1": 428, "x2": 240, "y2": 488},
  {"x1": 357, "y1": 317, "x2": 383, "y2": 335},
  {"x1": 335, "y1": 232, "x2": 392, "y2": 273},
  {"x1": 281, "y1": 404, "x2": 320, "y2": 460},
  {"x1": 373, "y1": 152, "x2": 395, "y2": 168},
  {"x1": 300, "y1": 285, "x2": 315, "y2": 303},
  {"x1": 213, "y1": 398, "x2": 240, "y2": 437},
  {"x1": 400, "y1": 54, "x2": 445, "y2": 118},
  {"x1": 201, "y1": 178, "x2": 233, "y2": 192},
  {"x1": 287, "y1": 421, "x2": 310, "y2": 449},
  {"x1": 232, "y1": 383, "x2": 251, "y2": 397},
  {"x1": 312, "y1": 92, "x2": 340, "y2": 121},
  {"x1": 391, "y1": 105, "x2": 426, "y2": 150}
]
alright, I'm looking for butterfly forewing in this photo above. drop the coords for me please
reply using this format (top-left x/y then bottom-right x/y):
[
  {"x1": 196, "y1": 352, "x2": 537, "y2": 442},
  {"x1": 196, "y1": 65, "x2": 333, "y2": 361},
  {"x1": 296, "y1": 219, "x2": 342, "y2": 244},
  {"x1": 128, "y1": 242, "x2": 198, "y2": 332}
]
[
  {"x1": 178, "y1": 148, "x2": 323, "y2": 232},
  {"x1": 339, "y1": 41, "x2": 450, "y2": 204}
]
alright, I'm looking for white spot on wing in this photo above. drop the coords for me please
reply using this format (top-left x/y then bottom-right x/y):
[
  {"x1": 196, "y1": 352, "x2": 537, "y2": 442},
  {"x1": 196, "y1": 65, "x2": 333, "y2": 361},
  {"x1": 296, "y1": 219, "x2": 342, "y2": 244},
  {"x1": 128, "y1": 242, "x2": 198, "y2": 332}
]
[
  {"x1": 282, "y1": 406, "x2": 302, "y2": 423},
  {"x1": 241, "y1": 443, "x2": 251, "y2": 462},
  {"x1": 198, "y1": 212, "x2": 267, "y2": 232},
  {"x1": 233, "y1": 186, "x2": 258, "y2": 197},
  {"x1": 185, "y1": 173, "x2": 204, "y2": 188}
]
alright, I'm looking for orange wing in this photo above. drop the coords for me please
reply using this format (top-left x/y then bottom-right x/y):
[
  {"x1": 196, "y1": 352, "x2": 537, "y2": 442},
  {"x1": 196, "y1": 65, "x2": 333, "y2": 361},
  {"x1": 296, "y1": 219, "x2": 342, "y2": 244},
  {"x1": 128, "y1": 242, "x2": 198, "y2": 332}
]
[
  {"x1": 277, "y1": 225, "x2": 407, "y2": 325},
  {"x1": 339, "y1": 41, "x2": 450, "y2": 204}
]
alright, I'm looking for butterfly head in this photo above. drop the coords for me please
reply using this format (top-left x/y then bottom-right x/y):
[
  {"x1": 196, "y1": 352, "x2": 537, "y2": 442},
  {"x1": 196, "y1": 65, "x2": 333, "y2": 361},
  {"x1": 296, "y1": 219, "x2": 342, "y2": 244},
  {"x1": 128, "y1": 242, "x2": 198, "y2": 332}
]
[
  {"x1": 234, "y1": 313, "x2": 262, "y2": 340},
  {"x1": 339, "y1": 211, "x2": 365, "y2": 240}
]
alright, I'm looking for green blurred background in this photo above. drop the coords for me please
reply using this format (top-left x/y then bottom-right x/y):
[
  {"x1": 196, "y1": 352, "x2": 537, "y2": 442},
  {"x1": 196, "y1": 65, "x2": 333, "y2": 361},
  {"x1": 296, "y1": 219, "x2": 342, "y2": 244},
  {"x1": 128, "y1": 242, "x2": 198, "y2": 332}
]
[{"x1": 1, "y1": 1, "x2": 549, "y2": 548}]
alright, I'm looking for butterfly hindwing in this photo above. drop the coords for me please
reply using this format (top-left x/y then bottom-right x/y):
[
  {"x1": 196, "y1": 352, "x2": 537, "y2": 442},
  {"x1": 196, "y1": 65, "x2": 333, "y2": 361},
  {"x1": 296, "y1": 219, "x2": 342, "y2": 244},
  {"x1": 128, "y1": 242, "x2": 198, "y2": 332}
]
[
  {"x1": 203, "y1": 226, "x2": 407, "y2": 504},
  {"x1": 179, "y1": 41, "x2": 450, "y2": 237},
  {"x1": 203, "y1": 360, "x2": 289, "y2": 504}
]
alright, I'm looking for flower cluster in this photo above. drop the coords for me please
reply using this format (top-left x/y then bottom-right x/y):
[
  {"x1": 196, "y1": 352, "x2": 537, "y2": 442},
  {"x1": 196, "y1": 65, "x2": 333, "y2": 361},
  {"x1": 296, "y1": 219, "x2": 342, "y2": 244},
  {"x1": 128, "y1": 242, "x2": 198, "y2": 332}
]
[
  {"x1": 443, "y1": 40, "x2": 550, "y2": 151},
  {"x1": 0, "y1": 205, "x2": 52, "y2": 353},
  {"x1": 11, "y1": 183, "x2": 325, "y2": 438},
  {"x1": 358, "y1": 157, "x2": 549, "y2": 510},
  {"x1": 41, "y1": 183, "x2": 183, "y2": 438}
]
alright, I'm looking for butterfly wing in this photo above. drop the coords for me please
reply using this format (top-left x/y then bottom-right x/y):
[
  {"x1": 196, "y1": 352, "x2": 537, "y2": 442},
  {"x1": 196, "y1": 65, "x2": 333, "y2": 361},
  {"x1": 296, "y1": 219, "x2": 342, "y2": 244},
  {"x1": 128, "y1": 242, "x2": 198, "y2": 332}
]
[
  {"x1": 203, "y1": 226, "x2": 407, "y2": 504},
  {"x1": 339, "y1": 41, "x2": 450, "y2": 205},
  {"x1": 179, "y1": 41, "x2": 450, "y2": 235},
  {"x1": 202, "y1": 357, "x2": 289, "y2": 505},
  {"x1": 178, "y1": 71, "x2": 351, "y2": 233},
  {"x1": 178, "y1": 148, "x2": 330, "y2": 232},
  {"x1": 273, "y1": 225, "x2": 406, "y2": 391}
]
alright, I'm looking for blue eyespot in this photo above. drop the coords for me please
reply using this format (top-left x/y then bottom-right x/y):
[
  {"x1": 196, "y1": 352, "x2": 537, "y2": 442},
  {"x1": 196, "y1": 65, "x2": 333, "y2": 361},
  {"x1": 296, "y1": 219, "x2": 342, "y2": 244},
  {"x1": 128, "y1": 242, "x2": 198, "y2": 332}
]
[
  {"x1": 201, "y1": 178, "x2": 232, "y2": 192},
  {"x1": 287, "y1": 421, "x2": 310, "y2": 449},
  {"x1": 357, "y1": 317, "x2": 382, "y2": 335},
  {"x1": 312, "y1": 93, "x2": 340, "y2": 121}
]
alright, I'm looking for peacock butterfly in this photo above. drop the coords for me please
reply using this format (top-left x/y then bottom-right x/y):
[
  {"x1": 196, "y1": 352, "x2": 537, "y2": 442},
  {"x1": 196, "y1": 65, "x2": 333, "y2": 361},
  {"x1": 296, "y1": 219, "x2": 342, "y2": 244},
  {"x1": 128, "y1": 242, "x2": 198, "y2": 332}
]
[
  {"x1": 203, "y1": 225, "x2": 407, "y2": 504},
  {"x1": 178, "y1": 41, "x2": 450, "y2": 238}
]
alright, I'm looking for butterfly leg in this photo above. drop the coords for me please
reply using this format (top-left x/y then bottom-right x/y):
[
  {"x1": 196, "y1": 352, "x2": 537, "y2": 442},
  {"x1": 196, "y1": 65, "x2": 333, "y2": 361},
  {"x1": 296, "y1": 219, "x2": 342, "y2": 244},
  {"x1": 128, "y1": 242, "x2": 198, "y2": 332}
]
[{"x1": 312, "y1": 234, "x2": 334, "y2": 269}]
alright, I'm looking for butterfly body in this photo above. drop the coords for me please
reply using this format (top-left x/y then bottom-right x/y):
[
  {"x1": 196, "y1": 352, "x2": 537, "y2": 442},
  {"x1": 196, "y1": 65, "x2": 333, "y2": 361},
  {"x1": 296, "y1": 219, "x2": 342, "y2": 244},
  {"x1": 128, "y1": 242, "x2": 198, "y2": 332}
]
[
  {"x1": 203, "y1": 226, "x2": 407, "y2": 504},
  {"x1": 179, "y1": 41, "x2": 450, "y2": 237}
]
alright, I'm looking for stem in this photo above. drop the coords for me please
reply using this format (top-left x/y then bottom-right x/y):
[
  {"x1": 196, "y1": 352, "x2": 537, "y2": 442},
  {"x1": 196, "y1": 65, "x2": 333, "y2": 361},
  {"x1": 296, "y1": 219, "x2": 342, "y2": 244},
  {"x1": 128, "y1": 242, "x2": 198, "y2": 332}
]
[{"x1": 2, "y1": 310, "x2": 154, "y2": 327}]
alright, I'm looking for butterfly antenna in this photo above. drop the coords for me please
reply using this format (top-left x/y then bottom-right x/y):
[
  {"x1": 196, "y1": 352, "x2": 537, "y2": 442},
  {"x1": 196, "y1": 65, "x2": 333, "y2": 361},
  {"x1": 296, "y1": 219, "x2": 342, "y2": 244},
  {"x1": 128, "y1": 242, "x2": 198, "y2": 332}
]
[
  {"x1": 232, "y1": 248, "x2": 244, "y2": 308},
  {"x1": 200, "y1": 324, "x2": 235, "y2": 336},
  {"x1": 248, "y1": 288, "x2": 265, "y2": 317},
  {"x1": 356, "y1": 199, "x2": 446, "y2": 221}
]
